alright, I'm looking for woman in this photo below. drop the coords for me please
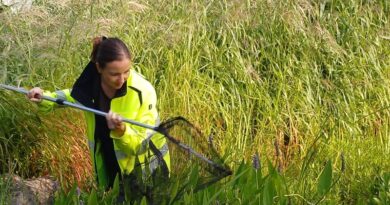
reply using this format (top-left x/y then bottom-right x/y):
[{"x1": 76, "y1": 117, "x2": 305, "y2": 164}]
[{"x1": 27, "y1": 36, "x2": 170, "y2": 201}]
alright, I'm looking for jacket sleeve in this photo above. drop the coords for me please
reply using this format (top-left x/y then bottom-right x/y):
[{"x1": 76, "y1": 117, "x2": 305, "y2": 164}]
[
  {"x1": 110, "y1": 89, "x2": 159, "y2": 156},
  {"x1": 38, "y1": 89, "x2": 75, "y2": 113}
]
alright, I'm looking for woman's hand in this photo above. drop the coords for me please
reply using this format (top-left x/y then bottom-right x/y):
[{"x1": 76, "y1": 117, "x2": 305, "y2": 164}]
[
  {"x1": 27, "y1": 87, "x2": 43, "y2": 102},
  {"x1": 106, "y1": 111, "x2": 126, "y2": 137}
]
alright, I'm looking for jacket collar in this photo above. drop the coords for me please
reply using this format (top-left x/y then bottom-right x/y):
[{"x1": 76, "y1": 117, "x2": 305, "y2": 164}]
[{"x1": 70, "y1": 61, "x2": 127, "y2": 108}]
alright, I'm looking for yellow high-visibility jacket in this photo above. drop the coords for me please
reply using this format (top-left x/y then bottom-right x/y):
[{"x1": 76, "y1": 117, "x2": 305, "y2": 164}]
[{"x1": 38, "y1": 62, "x2": 170, "y2": 188}]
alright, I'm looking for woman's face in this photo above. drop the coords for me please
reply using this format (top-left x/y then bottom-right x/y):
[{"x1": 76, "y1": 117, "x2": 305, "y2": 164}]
[{"x1": 97, "y1": 58, "x2": 131, "y2": 90}]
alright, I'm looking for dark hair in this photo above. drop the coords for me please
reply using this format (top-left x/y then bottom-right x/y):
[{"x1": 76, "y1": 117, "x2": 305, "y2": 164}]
[{"x1": 90, "y1": 36, "x2": 132, "y2": 68}]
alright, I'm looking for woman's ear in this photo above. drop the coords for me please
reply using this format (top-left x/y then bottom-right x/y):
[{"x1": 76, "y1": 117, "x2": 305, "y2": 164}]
[{"x1": 96, "y1": 63, "x2": 102, "y2": 74}]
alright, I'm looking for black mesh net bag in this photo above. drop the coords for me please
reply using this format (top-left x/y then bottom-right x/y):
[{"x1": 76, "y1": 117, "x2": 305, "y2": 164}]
[{"x1": 125, "y1": 116, "x2": 232, "y2": 204}]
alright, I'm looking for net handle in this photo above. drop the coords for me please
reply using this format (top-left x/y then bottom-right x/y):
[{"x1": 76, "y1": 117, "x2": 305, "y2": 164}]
[{"x1": 0, "y1": 84, "x2": 231, "y2": 174}]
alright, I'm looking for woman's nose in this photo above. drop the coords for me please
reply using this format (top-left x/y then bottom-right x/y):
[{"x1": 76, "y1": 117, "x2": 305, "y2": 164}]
[
  {"x1": 119, "y1": 74, "x2": 128, "y2": 83},
  {"x1": 119, "y1": 76, "x2": 125, "y2": 83}
]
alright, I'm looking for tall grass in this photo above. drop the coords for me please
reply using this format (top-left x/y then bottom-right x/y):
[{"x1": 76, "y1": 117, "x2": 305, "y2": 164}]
[
  {"x1": 0, "y1": 176, "x2": 11, "y2": 204},
  {"x1": 0, "y1": 0, "x2": 389, "y2": 203}
]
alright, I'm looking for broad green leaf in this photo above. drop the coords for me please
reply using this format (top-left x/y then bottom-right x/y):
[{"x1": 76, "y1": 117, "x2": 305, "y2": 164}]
[
  {"x1": 111, "y1": 174, "x2": 120, "y2": 198},
  {"x1": 188, "y1": 164, "x2": 200, "y2": 188},
  {"x1": 54, "y1": 189, "x2": 65, "y2": 205},
  {"x1": 169, "y1": 180, "x2": 180, "y2": 204},
  {"x1": 243, "y1": 168, "x2": 257, "y2": 198},
  {"x1": 87, "y1": 189, "x2": 98, "y2": 205},
  {"x1": 317, "y1": 160, "x2": 333, "y2": 196},
  {"x1": 262, "y1": 179, "x2": 276, "y2": 205},
  {"x1": 183, "y1": 192, "x2": 191, "y2": 205},
  {"x1": 202, "y1": 190, "x2": 209, "y2": 205},
  {"x1": 65, "y1": 183, "x2": 77, "y2": 204},
  {"x1": 140, "y1": 196, "x2": 147, "y2": 205},
  {"x1": 233, "y1": 160, "x2": 248, "y2": 187}
]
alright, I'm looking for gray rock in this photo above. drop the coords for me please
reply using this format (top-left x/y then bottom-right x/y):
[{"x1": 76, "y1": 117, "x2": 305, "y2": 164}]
[
  {"x1": 1, "y1": 0, "x2": 33, "y2": 12},
  {"x1": 7, "y1": 175, "x2": 58, "y2": 205}
]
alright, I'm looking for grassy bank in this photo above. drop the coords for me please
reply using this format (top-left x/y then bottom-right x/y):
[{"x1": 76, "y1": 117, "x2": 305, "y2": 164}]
[{"x1": 1, "y1": 0, "x2": 389, "y2": 204}]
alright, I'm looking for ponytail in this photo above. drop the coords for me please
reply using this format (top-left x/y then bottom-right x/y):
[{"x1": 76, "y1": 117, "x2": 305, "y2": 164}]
[
  {"x1": 89, "y1": 36, "x2": 131, "y2": 68},
  {"x1": 90, "y1": 36, "x2": 107, "y2": 63}
]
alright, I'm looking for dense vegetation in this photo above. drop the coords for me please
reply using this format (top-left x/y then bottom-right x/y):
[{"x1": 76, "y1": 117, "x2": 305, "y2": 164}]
[{"x1": 0, "y1": 0, "x2": 389, "y2": 204}]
